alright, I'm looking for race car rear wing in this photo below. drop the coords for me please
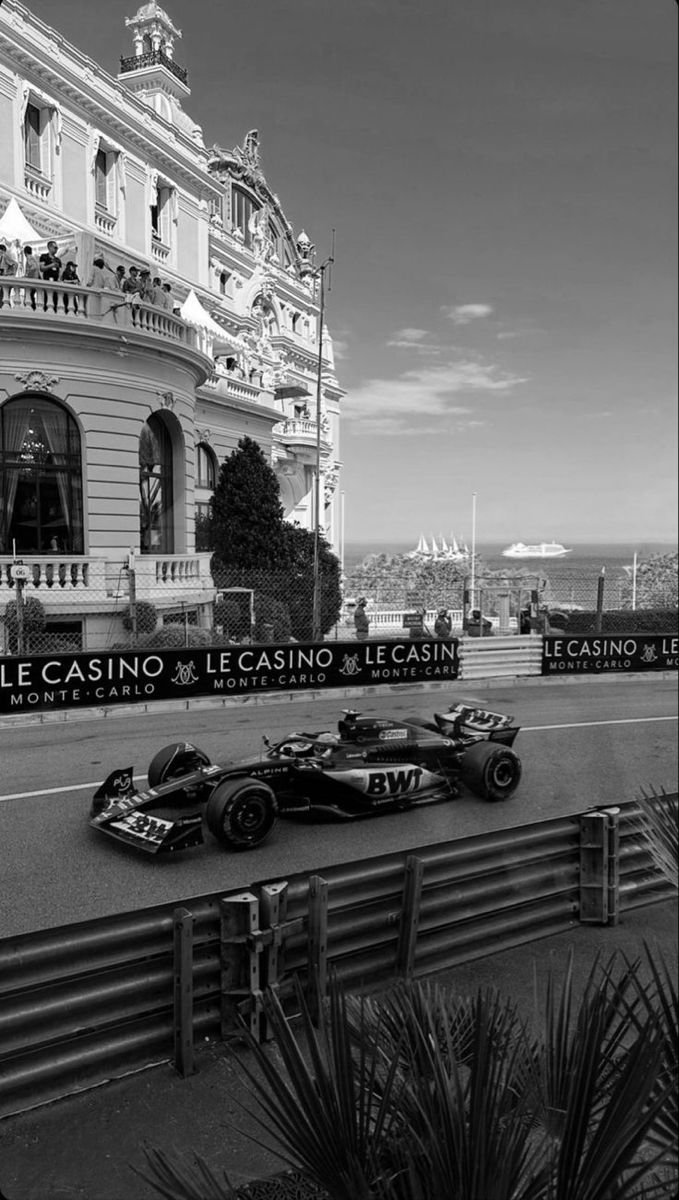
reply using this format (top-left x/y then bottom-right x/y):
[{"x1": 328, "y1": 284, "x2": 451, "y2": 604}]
[{"x1": 435, "y1": 704, "x2": 519, "y2": 744}]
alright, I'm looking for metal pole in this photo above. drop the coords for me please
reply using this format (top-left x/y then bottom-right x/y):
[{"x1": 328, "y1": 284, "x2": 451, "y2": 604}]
[
  {"x1": 15, "y1": 574, "x2": 25, "y2": 656},
  {"x1": 312, "y1": 253, "x2": 334, "y2": 641},
  {"x1": 128, "y1": 548, "x2": 137, "y2": 640},
  {"x1": 594, "y1": 567, "x2": 606, "y2": 632},
  {"x1": 470, "y1": 492, "x2": 477, "y2": 608},
  {"x1": 340, "y1": 490, "x2": 346, "y2": 573},
  {"x1": 631, "y1": 551, "x2": 637, "y2": 611}
]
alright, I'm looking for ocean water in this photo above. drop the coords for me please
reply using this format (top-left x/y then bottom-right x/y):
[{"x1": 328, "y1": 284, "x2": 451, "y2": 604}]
[{"x1": 343, "y1": 540, "x2": 677, "y2": 609}]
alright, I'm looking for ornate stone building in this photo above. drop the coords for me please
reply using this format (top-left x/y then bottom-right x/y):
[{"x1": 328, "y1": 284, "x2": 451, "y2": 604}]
[{"x1": 0, "y1": 0, "x2": 343, "y2": 649}]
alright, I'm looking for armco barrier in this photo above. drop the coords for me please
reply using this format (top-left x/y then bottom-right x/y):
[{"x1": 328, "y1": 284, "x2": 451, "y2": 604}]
[
  {"x1": 459, "y1": 633, "x2": 543, "y2": 679},
  {"x1": 0, "y1": 798, "x2": 674, "y2": 1118}
]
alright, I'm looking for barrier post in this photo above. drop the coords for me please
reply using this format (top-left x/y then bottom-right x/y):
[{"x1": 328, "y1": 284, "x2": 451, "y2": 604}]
[
  {"x1": 220, "y1": 892, "x2": 261, "y2": 1040},
  {"x1": 307, "y1": 875, "x2": 328, "y2": 1025},
  {"x1": 173, "y1": 906, "x2": 195, "y2": 1077},
  {"x1": 396, "y1": 855, "x2": 424, "y2": 979},
  {"x1": 579, "y1": 813, "x2": 609, "y2": 923}
]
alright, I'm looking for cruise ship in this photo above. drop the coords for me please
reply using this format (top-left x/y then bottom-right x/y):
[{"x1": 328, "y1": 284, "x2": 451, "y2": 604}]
[{"x1": 502, "y1": 541, "x2": 573, "y2": 559}]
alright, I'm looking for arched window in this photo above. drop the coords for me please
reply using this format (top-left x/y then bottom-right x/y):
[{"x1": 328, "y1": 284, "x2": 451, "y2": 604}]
[
  {"x1": 0, "y1": 395, "x2": 83, "y2": 554},
  {"x1": 139, "y1": 415, "x2": 174, "y2": 554},
  {"x1": 196, "y1": 443, "x2": 216, "y2": 490},
  {"x1": 232, "y1": 187, "x2": 258, "y2": 247}
]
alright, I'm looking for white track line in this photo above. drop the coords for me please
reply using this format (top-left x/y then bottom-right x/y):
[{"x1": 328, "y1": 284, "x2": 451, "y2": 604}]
[{"x1": 1, "y1": 715, "x2": 677, "y2": 804}]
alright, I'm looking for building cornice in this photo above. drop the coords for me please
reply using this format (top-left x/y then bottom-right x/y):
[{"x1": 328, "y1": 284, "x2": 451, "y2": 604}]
[{"x1": 0, "y1": 2, "x2": 223, "y2": 200}]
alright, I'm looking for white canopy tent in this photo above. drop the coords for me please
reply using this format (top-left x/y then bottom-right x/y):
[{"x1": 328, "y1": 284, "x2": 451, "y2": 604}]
[
  {"x1": 179, "y1": 289, "x2": 241, "y2": 354},
  {"x1": 0, "y1": 197, "x2": 42, "y2": 255}
]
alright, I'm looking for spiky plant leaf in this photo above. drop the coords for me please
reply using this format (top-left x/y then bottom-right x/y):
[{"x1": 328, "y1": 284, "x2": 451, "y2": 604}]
[
  {"x1": 634, "y1": 788, "x2": 678, "y2": 891},
  {"x1": 133, "y1": 1146, "x2": 235, "y2": 1200}
]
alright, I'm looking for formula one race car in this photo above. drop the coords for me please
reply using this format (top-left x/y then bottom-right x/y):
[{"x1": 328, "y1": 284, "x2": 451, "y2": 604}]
[{"x1": 89, "y1": 701, "x2": 522, "y2": 855}]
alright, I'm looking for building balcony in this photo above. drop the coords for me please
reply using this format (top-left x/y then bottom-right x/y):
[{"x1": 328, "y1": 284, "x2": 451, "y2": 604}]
[
  {"x1": 119, "y1": 50, "x2": 188, "y2": 86},
  {"x1": 23, "y1": 166, "x2": 52, "y2": 204},
  {"x1": 272, "y1": 416, "x2": 333, "y2": 457},
  {"x1": 0, "y1": 553, "x2": 215, "y2": 612},
  {"x1": 94, "y1": 206, "x2": 117, "y2": 237},
  {"x1": 200, "y1": 370, "x2": 266, "y2": 407},
  {"x1": 0, "y1": 278, "x2": 213, "y2": 380}
]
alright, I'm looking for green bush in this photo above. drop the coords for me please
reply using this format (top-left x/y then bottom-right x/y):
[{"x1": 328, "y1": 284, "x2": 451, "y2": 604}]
[
  {"x1": 253, "y1": 593, "x2": 292, "y2": 642},
  {"x1": 562, "y1": 609, "x2": 678, "y2": 634},
  {"x1": 121, "y1": 601, "x2": 158, "y2": 634},
  {"x1": 4, "y1": 596, "x2": 47, "y2": 635}
]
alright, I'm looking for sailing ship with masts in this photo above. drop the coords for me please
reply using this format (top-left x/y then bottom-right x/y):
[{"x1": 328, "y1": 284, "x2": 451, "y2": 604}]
[{"x1": 408, "y1": 533, "x2": 470, "y2": 562}]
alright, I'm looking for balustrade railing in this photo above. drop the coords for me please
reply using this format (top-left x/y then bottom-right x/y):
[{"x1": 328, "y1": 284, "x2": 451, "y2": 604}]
[
  {"x1": 0, "y1": 556, "x2": 105, "y2": 601},
  {"x1": 0, "y1": 278, "x2": 202, "y2": 353}
]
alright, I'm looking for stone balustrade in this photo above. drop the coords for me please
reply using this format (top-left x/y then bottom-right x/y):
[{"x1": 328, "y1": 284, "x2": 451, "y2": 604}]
[
  {"x1": 0, "y1": 277, "x2": 203, "y2": 353},
  {"x1": 0, "y1": 553, "x2": 215, "y2": 608},
  {"x1": 0, "y1": 556, "x2": 108, "y2": 605}
]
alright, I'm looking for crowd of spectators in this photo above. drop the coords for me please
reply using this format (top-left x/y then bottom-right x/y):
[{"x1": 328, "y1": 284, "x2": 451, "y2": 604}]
[{"x1": 0, "y1": 240, "x2": 178, "y2": 312}]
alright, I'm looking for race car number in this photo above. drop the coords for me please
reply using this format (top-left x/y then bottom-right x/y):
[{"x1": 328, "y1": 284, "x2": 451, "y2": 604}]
[{"x1": 110, "y1": 812, "x2": 173, "y2": 844}]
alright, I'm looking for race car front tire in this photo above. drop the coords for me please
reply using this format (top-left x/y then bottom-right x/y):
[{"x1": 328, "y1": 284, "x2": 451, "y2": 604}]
[
  {"x1": 206, "y1": 777, "x2": 277, "y2": 849},
  {"x1": 147, "y1": 742, "x2": 211, "y2": 788},
  {"x1": 461, "y1": 742, "x2": 521, "y2": 801}
]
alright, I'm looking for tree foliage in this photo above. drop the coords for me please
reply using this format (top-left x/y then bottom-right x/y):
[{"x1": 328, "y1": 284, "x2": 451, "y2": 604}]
[
  {"x1": 621, "y1": 553, "x2": 678, "y2": 611},
  {"x1": 346, "y1": 553, "x2": 468, "y2": 609},
  {"x1": 209, "y1": 436, "x2": 286, "y2": 570}
]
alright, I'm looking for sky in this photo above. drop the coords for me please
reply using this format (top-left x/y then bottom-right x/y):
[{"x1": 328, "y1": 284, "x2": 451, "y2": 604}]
[{"x1": 23, "y1": 0, "x2": 678, "y2": 547}]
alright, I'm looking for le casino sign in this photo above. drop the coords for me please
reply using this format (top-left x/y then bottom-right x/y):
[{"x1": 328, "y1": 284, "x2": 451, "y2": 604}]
[
  {"x1": 0, "y1": 639, "x2": 460, "y2": 714},
  {"x1": 542, "y1": 634, "x2": 678, "y2": 674}
]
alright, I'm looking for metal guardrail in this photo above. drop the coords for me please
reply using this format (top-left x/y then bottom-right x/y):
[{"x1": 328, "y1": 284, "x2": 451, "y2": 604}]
[
  {"x1": 458, "y1": 633, "x2": 544, "y2": 679},
  {"x1": 0, "y1": 799, "x2": 674, "y2": 1118}
]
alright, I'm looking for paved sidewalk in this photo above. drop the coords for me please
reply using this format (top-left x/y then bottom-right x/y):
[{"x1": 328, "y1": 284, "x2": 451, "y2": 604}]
[{"x1": 0, "y1": 899, "x2": 676, "y2": 1200}]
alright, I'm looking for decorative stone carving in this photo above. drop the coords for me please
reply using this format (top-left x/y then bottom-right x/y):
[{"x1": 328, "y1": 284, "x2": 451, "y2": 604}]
[
  {"x1": 158, "y1": 390, "x2": 175, "y2": 409},
  {"x1": 14, "y1": 371, "x2": 60, "y2": 393},
  {"x1": 196, "y1": 427, "x2": 212, "y2": 444}
]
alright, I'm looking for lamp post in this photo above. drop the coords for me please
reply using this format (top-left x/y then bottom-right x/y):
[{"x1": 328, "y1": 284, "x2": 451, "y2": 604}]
[{"x1": 311, "y1": 248, "x2": 334, "y2": 641}]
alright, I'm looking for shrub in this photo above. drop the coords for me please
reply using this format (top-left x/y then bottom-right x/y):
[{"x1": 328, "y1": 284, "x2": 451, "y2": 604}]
[
  {"x1": 253, "y1": 593, "x2": 292, "y2": 642},
  {"x1": 563, "y1": 609, "x2": 679, "y2": 634},
  {"x1": 4, "y1": 596, "x2": 47, "y2": 636},
  {"x1": 121, "y1": 601, "x2": 158, "y2": 634}
]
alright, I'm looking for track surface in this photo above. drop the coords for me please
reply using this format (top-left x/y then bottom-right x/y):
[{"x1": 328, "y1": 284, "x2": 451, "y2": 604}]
[{"x1": 1, "y1": 677, "x2": 676, "y2": 937}]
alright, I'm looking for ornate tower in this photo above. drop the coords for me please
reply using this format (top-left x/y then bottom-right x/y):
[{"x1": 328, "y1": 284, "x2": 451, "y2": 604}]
[{"x1": 118, "y1": 3, "x2": 203, "y2": 142}]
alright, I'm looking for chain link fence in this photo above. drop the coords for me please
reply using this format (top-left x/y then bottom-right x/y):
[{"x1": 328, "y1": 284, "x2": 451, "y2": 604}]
[{"x1": 1, "y1": 558, "x2": 676, "y2": 655}]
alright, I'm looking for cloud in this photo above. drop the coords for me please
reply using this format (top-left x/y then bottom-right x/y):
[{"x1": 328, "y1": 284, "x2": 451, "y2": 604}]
[
  {"x1": 444, "y1": 303, "x2": 494, "y2": 326},
  {"x1": 386, "y1": 327, "x2": 443, "y2": 354},
  {"x1": 342, "y1": 359, "x2": 526, "y2": 435},
  {"x1": 330, "y1": 337, "x2": 349, "y2": 361}
]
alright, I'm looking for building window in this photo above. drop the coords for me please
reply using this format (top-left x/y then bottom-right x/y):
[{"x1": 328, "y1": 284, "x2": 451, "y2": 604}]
[
  {"x1": 139, "y1": 415, "x2": 174, "y2": 554},
  {"x1": 219, "y1": 270, "x2": 230, "y2": 294},
  {"x1": 0, "y1": 395, "x2": 83, "y2": 555},
  {"x1": 94, "y1": 148, "x2": 113, "y2": 211},
  {"x1": 23, "y1": 100, "x2": 54, "y2": 196},
  {"x1": 232, "y1": 186, "x2": 258, "y2": 247},
  {"x1": 196, "y1": 443, "x2": 217, "y2": 490},
  {"x1": 151, "y1": 183, "x2": 174, "y2": 246}
]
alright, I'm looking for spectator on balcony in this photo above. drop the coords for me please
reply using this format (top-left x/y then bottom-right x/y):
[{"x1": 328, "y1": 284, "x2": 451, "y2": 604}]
[
  {"x1": 21, "y1": 244, "x2": 40, "y2": 310},
  {"x1": 0, "y1": 242, "x2": 19, "y2": 308},
  {"x1": 115, "y1": 265, "x2": 127, "y2": 288},
  {"x1": 87, "y1": 257, "x2": 119, "y2": 289},
  {"x1": 39, "y1": 241, "x2": 62, "y2": 280},
  {"x1": 61, "y1": 261, "x2": 80, "y2": 314},
  {"x1": 138, "y1": 269, "x2": 155, "y2": 303},
  {"x1": 122, "y1": 265, "x2": 142, "y2": 295},
  {"x1": 162, "y1": 281, "x2": 180, "y2": 314},
  {"x1": 22, "y1": 246, "x2": 40, "y2": 279}
]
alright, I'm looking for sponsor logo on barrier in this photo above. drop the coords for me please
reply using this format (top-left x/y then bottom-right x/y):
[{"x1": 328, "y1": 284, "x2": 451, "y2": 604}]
[
  {"x1": 542, "y1": 634, "x2": 677, "y2": 674},
  {"x1": 0, "y1": 640, "x2": 460, "y2": 715}
]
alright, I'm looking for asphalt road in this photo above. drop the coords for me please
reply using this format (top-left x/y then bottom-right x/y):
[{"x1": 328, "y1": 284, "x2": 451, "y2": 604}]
[{"x1": 1, "y1": 676, "x2": 676, "y2": 937}]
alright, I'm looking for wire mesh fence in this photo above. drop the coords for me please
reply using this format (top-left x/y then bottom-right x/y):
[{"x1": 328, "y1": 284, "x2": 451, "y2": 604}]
[{"x1": 0, "y1": 557, "x2": 676, "y2": 655}]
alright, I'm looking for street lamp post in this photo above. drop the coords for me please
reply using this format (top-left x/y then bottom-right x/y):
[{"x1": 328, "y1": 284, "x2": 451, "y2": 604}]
[{"x1": 311, "y1": 248, "x2": 334, "y2": 641}]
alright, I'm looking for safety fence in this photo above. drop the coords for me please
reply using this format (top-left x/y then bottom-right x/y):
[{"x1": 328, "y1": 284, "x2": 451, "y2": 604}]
[{"x1": 0, "y1": 797, "x2": 674, "y2": 1118}]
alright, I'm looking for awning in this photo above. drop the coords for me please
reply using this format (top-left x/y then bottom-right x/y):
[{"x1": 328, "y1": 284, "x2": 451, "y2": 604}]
[
  {"x1": 0, "y1": 197, "x2": 42, "y2": 246},
  {"x1": 179, "y1": 289, "x2": 241, "y2": 352}
]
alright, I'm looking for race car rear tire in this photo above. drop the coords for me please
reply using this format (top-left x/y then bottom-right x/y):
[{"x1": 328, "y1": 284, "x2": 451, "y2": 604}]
[
  {"x1": 147, "y1": 742, "x2": 211, "y2": 788},
  {"x1": 206, "y1": 777, "x2": 277, "y2": 849},
  {"x1": 461, "y1": 742, "x2": 521, "y2": 801}
]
